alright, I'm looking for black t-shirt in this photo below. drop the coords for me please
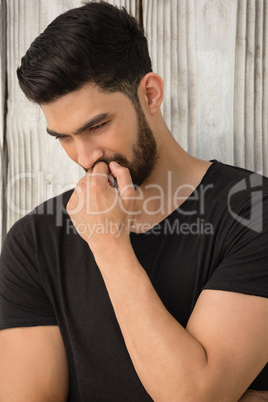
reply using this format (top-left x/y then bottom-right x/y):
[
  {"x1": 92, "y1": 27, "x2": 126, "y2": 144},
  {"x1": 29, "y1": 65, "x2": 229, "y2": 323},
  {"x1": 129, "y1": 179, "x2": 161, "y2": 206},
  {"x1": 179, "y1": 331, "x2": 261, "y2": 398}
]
[{"x1": 0, "y1": 161, "x2": 267, "y2": 400}]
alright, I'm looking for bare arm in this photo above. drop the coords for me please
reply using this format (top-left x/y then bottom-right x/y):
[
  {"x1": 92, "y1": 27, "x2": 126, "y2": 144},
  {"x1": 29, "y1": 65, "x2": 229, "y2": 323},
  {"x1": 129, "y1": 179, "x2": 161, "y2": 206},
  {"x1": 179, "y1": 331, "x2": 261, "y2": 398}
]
[
  {"x1": 239, "y1": 390, "x2": 268, "y2": 401},
  {"x1": 0, "y1": 326, "x2": 69, "y2": 402}
]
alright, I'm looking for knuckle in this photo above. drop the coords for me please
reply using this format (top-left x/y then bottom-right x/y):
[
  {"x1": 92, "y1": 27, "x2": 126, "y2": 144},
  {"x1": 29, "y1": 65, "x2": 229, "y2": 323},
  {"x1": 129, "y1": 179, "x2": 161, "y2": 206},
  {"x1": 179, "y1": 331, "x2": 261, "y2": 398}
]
[
  {"x1": 121, "y1": 166, "x2": 130, "y2": 175},
  {"x1": 79, "y1": 180, "x2": 87, "y2": 191},
  {"x1": 121, "y1": 185, "x2": 135, "y2": 198}
]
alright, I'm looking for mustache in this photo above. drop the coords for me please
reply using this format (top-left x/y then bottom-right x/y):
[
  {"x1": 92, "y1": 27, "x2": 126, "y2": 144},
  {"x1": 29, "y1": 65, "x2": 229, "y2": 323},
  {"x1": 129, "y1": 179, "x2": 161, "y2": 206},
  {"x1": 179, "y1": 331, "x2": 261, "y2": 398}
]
[{"x1": 84, "y1": 155, "x2": 129, "y2": 172}]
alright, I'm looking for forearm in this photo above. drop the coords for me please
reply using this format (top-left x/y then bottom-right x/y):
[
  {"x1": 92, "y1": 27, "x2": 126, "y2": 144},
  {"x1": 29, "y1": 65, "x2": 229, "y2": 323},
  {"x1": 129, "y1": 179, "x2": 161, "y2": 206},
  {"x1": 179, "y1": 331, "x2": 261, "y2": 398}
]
[
  {"x1": 238, "y1": 390, "x2": 268, "y2": 401},
  {"x1": 95, "y1": 242, "x2": 208, "y2": 401}
]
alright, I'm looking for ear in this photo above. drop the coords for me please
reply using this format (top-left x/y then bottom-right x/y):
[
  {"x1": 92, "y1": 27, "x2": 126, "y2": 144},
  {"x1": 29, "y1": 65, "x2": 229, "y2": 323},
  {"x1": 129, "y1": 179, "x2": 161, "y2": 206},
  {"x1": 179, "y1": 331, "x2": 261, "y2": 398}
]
[{"x1": 138, "y1": 73, "x2": 164, "y2": 115}]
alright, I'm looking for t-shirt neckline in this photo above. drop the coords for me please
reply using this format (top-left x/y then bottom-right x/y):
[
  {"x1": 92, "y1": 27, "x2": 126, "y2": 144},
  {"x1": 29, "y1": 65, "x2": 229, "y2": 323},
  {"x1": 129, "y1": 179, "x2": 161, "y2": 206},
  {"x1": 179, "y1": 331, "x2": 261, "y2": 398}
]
[{"x1": 130, "y1": 160, "x2": 222, "y2": 237}]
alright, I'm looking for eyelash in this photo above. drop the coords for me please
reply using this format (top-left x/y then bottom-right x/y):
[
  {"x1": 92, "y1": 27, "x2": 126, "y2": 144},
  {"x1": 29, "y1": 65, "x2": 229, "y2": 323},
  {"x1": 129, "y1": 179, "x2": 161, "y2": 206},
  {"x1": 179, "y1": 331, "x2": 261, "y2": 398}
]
[
  {"x1": 55, "y1": 135, "x2": 68, "y2": 140},
  {"x1": 89, "y1": 122, "x2": 106, "y2": 132},
  {"x1": 55, "y1": 122, "x2": 107, "y2": 141}
]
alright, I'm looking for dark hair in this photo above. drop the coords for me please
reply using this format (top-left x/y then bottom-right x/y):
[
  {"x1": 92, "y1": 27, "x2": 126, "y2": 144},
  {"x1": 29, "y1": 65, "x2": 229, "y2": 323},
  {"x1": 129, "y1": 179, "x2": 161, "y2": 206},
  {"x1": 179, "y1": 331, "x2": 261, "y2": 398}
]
[{"x1": 16, "y1": 1, "x2": 152, "y2": 106}]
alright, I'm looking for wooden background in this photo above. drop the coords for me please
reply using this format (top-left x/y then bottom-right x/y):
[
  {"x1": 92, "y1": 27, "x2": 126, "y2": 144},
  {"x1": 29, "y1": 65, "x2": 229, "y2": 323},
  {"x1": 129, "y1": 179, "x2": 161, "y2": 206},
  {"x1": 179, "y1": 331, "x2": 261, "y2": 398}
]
[{"x1": 0, "y1": 0, "x2": 267, "y2": 247}]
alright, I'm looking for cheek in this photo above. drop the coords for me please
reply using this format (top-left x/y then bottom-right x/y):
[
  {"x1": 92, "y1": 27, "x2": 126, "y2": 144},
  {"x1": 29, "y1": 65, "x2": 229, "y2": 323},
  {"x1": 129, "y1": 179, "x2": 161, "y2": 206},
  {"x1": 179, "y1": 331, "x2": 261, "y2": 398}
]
[
  {"x1": 60, "y1": 141, "x2": 78, "y2": 163},
  {"x1": 110, "y1": 125, "x2": 135, "y2": 152}
]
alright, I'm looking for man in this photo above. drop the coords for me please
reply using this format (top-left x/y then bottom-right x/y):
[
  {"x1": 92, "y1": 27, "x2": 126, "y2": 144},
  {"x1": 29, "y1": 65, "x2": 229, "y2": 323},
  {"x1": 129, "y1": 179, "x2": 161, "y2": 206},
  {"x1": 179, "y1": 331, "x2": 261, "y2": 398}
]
[{"x1": 0, "y1": 2, "x2": 267, "y2": 401}]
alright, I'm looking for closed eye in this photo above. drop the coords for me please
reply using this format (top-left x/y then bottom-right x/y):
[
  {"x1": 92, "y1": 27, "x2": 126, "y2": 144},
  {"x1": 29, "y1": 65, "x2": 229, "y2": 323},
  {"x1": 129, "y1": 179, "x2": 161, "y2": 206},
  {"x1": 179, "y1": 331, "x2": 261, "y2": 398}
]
[
  {"x1": 89, "y1": 122, "x2": 107, "y2": 132},
  {"x1": 55, "y1": 134, "x2": 69, "y2": 141},
  {"x1": 55, "y1": 121, "x2": 107, "y2": 141}
]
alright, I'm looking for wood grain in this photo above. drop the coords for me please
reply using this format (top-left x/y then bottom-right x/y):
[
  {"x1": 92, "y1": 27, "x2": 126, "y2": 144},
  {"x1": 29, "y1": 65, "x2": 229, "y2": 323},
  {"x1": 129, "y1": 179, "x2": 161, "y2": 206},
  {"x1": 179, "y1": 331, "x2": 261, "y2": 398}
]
[{"x1": 1, "y1": 0, "x2": 267, "y2": 244}]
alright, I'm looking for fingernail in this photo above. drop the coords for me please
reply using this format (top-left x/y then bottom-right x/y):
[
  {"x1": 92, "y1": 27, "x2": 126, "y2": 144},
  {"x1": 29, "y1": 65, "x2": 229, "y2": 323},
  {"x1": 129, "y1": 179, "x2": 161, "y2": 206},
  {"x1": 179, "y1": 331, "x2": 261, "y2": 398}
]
[{"x1": 110, "y1": 161, "x2": 120, "y2": 168}]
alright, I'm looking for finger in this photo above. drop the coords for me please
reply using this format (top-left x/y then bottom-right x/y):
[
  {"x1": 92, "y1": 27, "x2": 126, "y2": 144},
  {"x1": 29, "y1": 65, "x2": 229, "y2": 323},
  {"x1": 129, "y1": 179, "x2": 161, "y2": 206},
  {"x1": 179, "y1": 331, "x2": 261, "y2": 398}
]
[
  {"x1": 90, "y1": 161, "x2": 110, "y2": 188},
  {"x1": 109, "y1": 162, "x2": 135, "y2": 198},
  {"x1": 91, "y1": 161, "x2": 109, "y2": 175}
]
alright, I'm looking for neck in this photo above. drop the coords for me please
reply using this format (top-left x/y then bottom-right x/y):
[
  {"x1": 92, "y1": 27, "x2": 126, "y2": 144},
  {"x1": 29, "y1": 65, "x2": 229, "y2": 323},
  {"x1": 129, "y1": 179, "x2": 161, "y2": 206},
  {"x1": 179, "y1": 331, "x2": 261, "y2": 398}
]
[{"x1": 132, "y1": 127, "x2": 212, "y2": 232}]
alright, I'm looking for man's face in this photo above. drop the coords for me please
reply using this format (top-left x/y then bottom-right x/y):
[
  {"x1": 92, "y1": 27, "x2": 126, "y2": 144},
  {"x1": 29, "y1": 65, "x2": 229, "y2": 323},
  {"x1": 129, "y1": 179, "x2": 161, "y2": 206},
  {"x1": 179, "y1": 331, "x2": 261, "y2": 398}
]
[{"x1": 41, "y1": 83, "x2": 158, "y2": 187}]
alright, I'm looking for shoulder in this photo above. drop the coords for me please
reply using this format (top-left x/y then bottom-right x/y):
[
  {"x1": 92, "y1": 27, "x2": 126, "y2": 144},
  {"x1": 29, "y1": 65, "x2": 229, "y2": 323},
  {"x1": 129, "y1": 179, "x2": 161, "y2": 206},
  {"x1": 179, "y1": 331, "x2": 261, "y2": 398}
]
[
  {"x1": 13, "y1": 189, "x2": 73, "y2": 227},
  {"x1": 203, "y1": 160, "x2": 268, "y2": 192},
  {"x1": 30, "y1": 189, "x2": 74, "y2": 221},
  {"x1": 200, "y1": 161, "x2": 268, "y2": 218},
  {"x1": 3, "y1": 189, "x2": 75, "y2": 252},
  {"x1": 200, "y1": 163, "x2": 268, "y2": 298}
]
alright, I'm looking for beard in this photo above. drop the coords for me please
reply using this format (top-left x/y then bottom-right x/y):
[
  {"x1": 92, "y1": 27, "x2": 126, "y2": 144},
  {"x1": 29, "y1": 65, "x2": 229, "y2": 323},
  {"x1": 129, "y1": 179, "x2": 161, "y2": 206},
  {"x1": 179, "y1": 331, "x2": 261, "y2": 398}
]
[
  {"x1": 95, "y1": 103, "x2": 158, "y2": 188},
  {"x1": 130, "y1": 104, "x2": 158, "y2": 187}
]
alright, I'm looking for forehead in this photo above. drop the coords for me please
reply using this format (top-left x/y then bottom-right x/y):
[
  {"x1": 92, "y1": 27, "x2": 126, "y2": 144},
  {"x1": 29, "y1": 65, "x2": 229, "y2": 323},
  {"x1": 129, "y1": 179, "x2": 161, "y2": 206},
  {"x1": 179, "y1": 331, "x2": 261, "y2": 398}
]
[{"x1": 40, "y1": 83, "x2": 135, "y2": 134}]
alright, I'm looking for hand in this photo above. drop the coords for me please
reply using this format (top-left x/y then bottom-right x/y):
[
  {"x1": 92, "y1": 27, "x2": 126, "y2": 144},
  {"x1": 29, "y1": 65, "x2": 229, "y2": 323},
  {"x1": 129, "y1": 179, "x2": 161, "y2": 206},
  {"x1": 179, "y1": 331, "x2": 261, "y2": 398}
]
[
  {"x1": 67, "y1": 161, "x2": 137, "y2": 255},
  {"x1": 238, "y1": 390, "x2": 268, "y2": 401}
]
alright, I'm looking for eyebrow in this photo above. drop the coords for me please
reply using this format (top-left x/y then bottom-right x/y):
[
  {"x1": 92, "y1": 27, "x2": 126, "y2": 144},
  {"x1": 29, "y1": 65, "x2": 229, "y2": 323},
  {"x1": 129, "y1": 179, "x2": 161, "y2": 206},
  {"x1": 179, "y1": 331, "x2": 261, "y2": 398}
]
[{"x1": 46, "y1": 112, "x2": 110, "y2": 137}]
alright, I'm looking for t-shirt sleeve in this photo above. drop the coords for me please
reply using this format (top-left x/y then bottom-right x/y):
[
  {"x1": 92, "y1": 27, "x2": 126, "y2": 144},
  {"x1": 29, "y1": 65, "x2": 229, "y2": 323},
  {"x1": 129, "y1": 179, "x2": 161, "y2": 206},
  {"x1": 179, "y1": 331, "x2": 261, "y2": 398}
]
[
  {"x1": 0, "y1": 215, "x2": 58, "y2": 330},
  {"x1": 203, "y1": 191, "x2": 268, "y2": 298}
]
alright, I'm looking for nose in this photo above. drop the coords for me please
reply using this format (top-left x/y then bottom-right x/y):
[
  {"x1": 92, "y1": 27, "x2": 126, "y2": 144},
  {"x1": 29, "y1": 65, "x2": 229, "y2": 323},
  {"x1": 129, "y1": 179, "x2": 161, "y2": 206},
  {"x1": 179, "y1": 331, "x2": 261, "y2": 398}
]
[{"x1": 75, "y1": 137, "x2": 104, "y2": 170}]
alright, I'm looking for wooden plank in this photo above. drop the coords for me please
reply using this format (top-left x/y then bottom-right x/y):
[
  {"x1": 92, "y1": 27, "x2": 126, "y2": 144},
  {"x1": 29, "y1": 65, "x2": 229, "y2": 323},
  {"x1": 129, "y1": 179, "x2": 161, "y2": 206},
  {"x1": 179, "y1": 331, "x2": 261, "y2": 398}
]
[
  {"x1": 144, "y1": 0, "x2": 194, "y2": 152},
  {"x1": 263, "y1": 0, "x2": 268, "y2": 175},
  {"x1": 254, "y1": 0, "x2": 264, "y2": 174},
  {"x1": 234, "y1": 0, "x2": 268, "y2": 176},
  {"x1": 234, "y1": 0, "x2": 247, "y2": 169},
  {"x1": 0, "y1": 0, "x2": 7, "y2": 246},
  {"x1": 244, "y1": 0, "x2": 256, "y2": 172},
  {"x1": 144, "y1": 0, "x2": 242, "y2": 165},
  {"x1": 0, "y1": 1, "x2": 3, "y2": 247},
  {"x1": 195, "y1": 0, "x2": 238, "y2": 165},
  {"x1": 5, "y1": 0, "x2": 139, "y2": 234}
]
